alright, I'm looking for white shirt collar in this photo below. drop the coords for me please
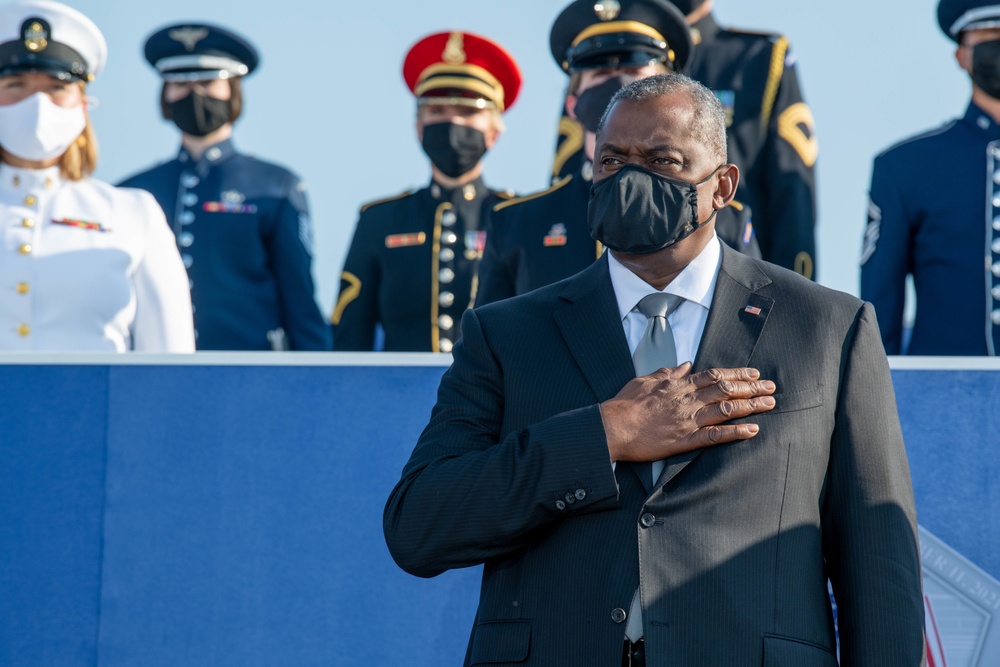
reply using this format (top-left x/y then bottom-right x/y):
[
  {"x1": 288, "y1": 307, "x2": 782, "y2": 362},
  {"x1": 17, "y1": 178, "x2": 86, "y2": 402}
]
[{"x1": 607, "y1": 233, "x2": 723, "y2": 320}]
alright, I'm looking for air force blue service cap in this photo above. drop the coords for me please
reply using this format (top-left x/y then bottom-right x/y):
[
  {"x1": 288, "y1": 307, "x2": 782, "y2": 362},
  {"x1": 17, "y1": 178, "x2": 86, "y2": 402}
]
[
  {"x1": 144, "y1": 23, "x2": 259, "y2": 82},
  {"x1": 938, "y1": 0, "x2": 1000, "y2": 41},
  {"x1": 549, "y1": 0, "x2": 692, "y2": 73},
  {"x1": 0, "y1": 0, "x2": 106, "y2": 82}
]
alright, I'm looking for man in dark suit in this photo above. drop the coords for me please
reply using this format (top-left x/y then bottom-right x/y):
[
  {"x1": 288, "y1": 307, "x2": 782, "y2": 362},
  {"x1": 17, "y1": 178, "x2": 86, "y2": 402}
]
[{"x1": 384, "y1": 74, "x2": 924, "y2": 666}]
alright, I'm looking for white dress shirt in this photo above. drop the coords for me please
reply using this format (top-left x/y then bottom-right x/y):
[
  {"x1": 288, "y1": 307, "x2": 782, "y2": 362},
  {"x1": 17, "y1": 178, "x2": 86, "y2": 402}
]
[
  {"x1": 607, "y1": 234, "x2": 723, "y2": 479},
  {"x1": 0, "y1": 164, "x2": 195, "y2": 352}
]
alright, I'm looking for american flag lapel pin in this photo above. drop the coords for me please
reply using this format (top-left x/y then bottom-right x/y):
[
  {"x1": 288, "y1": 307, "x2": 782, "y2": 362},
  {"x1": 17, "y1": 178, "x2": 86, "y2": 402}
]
[{"x1": 744, "y1": 305, "x2": 763, "y2": 316}]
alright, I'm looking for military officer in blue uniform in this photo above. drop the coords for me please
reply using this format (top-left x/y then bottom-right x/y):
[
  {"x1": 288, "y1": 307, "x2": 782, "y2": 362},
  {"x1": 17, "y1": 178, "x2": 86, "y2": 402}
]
[
  {"x1": 551, "y1": 0, "x2": 816, "y2": 278},
  {"x1": 862, "y1": 0, "x2": 1000, "y2": 356},
  {"x1": 119, "y1": 23, "x2": 329, "y2": 351},
  {"x1": 332, "y1": 31, "x2": 521, "y2": 352},
  {"x1": 476, "y1": 0, "x2": 759, "y2": 307}
]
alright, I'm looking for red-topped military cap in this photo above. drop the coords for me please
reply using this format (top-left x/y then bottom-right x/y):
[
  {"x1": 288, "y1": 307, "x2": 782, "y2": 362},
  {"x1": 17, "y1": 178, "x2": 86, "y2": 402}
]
[{"x1": 403, "y1": 30, "x2": 522, "y2": 112}]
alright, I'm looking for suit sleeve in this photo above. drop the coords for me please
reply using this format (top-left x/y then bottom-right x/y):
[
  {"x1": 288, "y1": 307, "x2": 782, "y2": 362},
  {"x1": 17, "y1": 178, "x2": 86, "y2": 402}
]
[
  {"x1": 267, "y1": 175, "x2": 331, "y2": 350},
  {"x1": 474, "y1": 205, "x2": 518, "y2": 307},
  {"x1": 758, "y1": 41, "x2": 818, "y2": 278},
  {"x1": 332, "y1": 209, "x2": 381, "y2": 350},
  {"x1": 130, "y1": 191, "x2": 196, "y2": 352},
  {"x1": 383, "y1": 308, "x2": 621, "y2": 578},
  {"x1": 822, "y1": 302, "x2": 924, "y2": 665},
  {"x1": 860, "y1": 155, "x2": 909, "y2": 355}
]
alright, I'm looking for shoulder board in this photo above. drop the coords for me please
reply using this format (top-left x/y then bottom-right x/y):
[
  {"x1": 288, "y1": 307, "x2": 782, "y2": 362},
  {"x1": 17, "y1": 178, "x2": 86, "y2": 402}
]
[
  {"x1": 493, "y1": 189, "x2": 517, "y2": 200},
  {"x1": 726, "y1": 27, "x2": 784, "y2": 40},
  {"x1": 493, "y1": 175, "x2": 573, "y2": 213},
  {"x1": 727, "y1": 199, "x2": 745, "y2": 211},
  {"x1": 360, "y1": 190, "x2": 413, "y2": 214}
]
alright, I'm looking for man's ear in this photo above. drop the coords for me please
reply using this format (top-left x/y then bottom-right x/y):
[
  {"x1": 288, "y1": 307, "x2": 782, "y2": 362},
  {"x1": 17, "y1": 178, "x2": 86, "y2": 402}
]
[
  {"x1": 713, "y1": 164, "x2": 739, "y2": 209},
  {"x1": 957, "y1": 45, "x2": 973, "y2": 73}
]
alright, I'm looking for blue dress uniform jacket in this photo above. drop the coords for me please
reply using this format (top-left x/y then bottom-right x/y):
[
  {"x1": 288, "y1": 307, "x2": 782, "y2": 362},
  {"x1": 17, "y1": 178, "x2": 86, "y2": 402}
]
[
  {"x1": 476, "y1": 171, "x2": 760, "y2": 307},
  {"x1": 119, "y1": 139, "x2": 330, "y2": 351},
  {"x1": 333, "y1": 178, "x2": 513, "y2": 352},
  {"x1": 862, "y1": 102, "x2": 1000, "y2": 356}
]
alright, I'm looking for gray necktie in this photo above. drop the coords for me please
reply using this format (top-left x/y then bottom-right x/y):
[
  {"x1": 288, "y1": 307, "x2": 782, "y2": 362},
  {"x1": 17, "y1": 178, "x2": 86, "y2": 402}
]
[{"x1": 625, "y1": 292, "x2": 682, "y2": 643}]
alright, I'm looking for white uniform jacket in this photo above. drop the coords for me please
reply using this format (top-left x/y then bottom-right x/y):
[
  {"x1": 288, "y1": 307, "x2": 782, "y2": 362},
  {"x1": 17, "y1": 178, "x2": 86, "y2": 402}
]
[{"x1": 0, "y1": 164, "x2": 194, "y2": 352}]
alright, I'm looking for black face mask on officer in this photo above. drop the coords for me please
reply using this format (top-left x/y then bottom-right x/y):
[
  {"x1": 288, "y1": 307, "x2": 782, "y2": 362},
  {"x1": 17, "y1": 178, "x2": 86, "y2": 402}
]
[
  {"x1": 588, "y1": 164, "x2": 722, "y2": 254},
  {"x1": 421, "y1": 122, "x2": 488, "y2": 179},
  {"x1": 669, "y1": 0, "x2": 707, "y2": 15},
  {"x1": 574, "y1": 75, "x2": 635, "y2": 134},
  {"x1": 971, "y1": 39, "x2": 1000, "y2": 100},
  {"x1": 168, "y1": 91, "x2": 232, "y2": 137}
]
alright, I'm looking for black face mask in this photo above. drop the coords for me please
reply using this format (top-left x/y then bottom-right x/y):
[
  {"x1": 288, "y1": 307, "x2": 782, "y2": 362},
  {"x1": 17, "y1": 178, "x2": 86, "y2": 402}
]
[
  {"x1": 972, "y1": 39, "x2": 1000, "y2": 100},
  {"x1": 168, "y1": 92, "x2": 231, "y2": 137},
  {"x1": 421, "y1": 122, "x2": 488, "y2": 178},
  {"x1": 670, "y1": 0, "x2": 706, "y2": 15},
  {"x1": 574, "y1": 75, "x2": 633, "y2": 133},
  {"x1": 588, "y1": 164, "x2": 721, "y2": 254}
]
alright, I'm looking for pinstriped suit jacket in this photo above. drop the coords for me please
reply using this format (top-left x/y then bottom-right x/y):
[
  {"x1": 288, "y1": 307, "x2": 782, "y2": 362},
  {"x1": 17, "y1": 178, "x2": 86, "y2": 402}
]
[{"x1": 384, "y1": 244, "x2": 925, "y2": 666}]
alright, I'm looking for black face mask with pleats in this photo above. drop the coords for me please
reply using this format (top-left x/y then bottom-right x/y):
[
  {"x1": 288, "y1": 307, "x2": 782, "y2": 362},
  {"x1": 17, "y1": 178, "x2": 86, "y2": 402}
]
[
  {"x1": 421, "y1": 122, "x2": 488, "y2": 178},
  {"x1": 588, "y1": 164, "x2": 721, "y2": 254},
  {"x1": 168, "y1": 92, "x2": 231, "y2": 137}
]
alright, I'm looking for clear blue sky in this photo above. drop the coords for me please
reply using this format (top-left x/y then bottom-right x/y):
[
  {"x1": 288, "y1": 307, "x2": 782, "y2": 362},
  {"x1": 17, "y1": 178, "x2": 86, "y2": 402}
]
[{"x1": 69, "y1": 0, "x2": 966, "y2": 313}]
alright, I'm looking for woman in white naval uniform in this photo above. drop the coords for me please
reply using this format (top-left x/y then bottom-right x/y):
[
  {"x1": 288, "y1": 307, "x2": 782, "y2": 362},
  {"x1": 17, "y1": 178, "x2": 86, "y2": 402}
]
[{"x1": 0, "y1": 0, "x2": 193, "y2": 352}]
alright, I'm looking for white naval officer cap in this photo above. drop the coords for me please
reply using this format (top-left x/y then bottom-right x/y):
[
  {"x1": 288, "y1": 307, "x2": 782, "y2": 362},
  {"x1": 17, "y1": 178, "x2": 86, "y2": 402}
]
[{"x1": 0, "y1": 0, "x2": 106, "y2": 81}]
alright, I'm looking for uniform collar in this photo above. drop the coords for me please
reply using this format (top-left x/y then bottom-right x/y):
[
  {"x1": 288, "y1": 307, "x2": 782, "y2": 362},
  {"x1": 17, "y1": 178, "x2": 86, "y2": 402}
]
[
  {"x1": 963, "y1": 101, "x2": 1000, "y2": 139},
  {"x1": 428, "y1": 175, "x2": 487, "y2": 203},
  {"x1": 690, "y1": 13, "x2": 721, "y2": 46},
  {"x1": 0, "y1": 163, "x2": 61, "y2": 196},
  {"x1": 177, "y1": 137, "x2": 237, "y2": 171}
]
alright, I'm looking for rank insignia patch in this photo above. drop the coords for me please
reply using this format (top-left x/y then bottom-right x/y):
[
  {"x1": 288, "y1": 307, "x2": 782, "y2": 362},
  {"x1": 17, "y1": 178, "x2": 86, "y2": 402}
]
[
  {"x1": 385, "y1": 232, "x2": 427, "y2": 248},
  {"x1": 544, "y1": 223, "x2": 567, "y2": 247},
  {"x1": 52, "y1": 218, "x2": 111, "y2": 232}
]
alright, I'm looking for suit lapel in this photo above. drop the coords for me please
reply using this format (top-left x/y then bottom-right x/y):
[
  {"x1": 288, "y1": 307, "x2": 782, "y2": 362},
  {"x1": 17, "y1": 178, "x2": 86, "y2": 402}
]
[
  {"x1": 657, "y1": 245, "x2": 774, "y2": 488},
  {"x1": 554, "y1": 255, "x2": 635, "y2": 403}
]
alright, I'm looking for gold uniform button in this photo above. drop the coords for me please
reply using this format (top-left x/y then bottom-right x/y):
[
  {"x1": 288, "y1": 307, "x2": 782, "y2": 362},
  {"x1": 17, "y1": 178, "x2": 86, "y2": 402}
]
[
  {"x1": 17, "y1": 324, "x2": 30, "y2": 337},
  {"x1": 22, "y1": 218, "x2": 35, "y2": 228},
  {"x1": 16, "y1": 282, "x2": 30, "y2": 295},
  {"x1": 18, "y1": 243, "x2": 32, "y2": 254},
  {"x1": 24, "y1": 195, "x2": 37, "y2": 206}
]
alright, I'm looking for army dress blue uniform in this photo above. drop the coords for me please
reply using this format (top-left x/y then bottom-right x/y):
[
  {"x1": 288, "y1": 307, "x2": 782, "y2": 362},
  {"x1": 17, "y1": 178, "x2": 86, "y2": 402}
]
[
  {"x1": 862, "y1": 102, "x2": 1000, "y2": 356},
  {"x1": 553, "y1": 13, "x2": 817, "y2": 278},
  {"x1": 476, "y1": 171, "x2": 760, "y2": 306},
  {"x1": 119, "y1": 139, "x2": 329, "y2": 350},
  {"x1": 334, "y1": 178, "x2": 512, "y2": 352}
]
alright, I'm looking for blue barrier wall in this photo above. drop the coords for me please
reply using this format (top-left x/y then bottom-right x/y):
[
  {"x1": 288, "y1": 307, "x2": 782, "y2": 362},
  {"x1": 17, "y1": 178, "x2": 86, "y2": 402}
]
[{"x1": 1, "y1": 355, "x2": 998, "y2": 666}]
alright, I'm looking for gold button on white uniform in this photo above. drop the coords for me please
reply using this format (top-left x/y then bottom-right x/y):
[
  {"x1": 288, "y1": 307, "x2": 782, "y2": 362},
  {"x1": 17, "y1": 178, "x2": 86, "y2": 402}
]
[
  {"x1": 18, "y1": 243, "x2": 32, "y2": 254},
  {"x1": 16, "y1": 282, "x2": 30, "y2": 295},
  {"x1": 24, "y1": 194, "x2": 37, "y2": 206},
  {"x1": 17, "y1": 324, "x2": 30, "y2": 337},
  {"x1": 22, "y1": 218, "x2": 34, "y2": 228}
]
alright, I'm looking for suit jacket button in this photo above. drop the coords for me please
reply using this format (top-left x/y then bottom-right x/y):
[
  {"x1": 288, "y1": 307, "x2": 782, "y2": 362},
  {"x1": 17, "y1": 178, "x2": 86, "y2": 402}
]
[
  {"x1": 611, "y1": 608, "x2": 627, "y2": 624},
  {"x1": 555, "y1": 500, "x2": 566, "y2": 511},
  {"x1": 564, "y1": 492, "x2": 576, "y2": 504},
  {"x1": 574, "y1": 489, "x2": 586, "y2": 500},
  {"x1": 640, "y1": 513, "x2": 656, "y2": 528}
]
